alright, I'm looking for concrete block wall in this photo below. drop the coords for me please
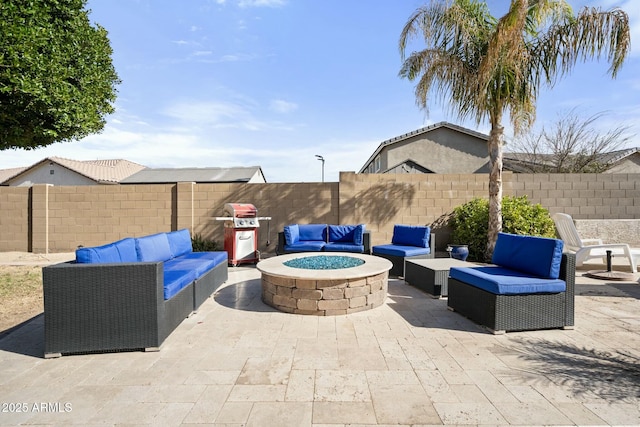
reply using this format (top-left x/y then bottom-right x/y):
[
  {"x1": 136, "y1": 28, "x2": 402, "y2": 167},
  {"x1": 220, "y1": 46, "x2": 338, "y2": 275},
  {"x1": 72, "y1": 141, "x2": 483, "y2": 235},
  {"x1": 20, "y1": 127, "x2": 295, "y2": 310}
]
[
  {"x1": 191, "y1": 182, "x2": 339, "y2": 255},
  {"x1": 0, "y1": 172, "x2": 637, "y2": 254},
  {"x1": 510, "y1": 173, "x2": 640, "y2": 219},
  {"x1": 0, "y1": 187, "x2": 30, "y2": 252},
  {"x1": 339, "y1": 172, "x2": 491, "y2": 250},
  {"x1": 32, "y1": 184, "x2": 174, "y2": 252}
]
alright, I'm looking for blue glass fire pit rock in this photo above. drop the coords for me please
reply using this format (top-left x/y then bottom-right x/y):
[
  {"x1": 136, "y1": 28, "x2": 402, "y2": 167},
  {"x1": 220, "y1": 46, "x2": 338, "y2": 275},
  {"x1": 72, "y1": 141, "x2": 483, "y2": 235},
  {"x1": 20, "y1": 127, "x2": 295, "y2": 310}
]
[{"x1": 284, "y1": 255, "x2": 365, "y2": 270}]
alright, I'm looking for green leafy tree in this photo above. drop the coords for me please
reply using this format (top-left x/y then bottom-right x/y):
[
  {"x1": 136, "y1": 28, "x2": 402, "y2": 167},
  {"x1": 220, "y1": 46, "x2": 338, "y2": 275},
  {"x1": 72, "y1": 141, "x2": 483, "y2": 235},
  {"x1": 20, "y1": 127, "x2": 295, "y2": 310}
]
[
  {"x1": 451, "y1": 195, "x2": 556, "y2": 262},
  {"x1": 0, "y1": 0, "x2": 120, "y2": 150},
  {"x1": 399, "y1": 0, "x2": 630, "y2": 257}
]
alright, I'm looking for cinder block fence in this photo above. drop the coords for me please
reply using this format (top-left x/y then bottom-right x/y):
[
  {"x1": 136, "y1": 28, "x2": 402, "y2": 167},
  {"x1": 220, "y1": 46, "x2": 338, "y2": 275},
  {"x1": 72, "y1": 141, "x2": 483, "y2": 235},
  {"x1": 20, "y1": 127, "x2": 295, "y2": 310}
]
[{"x1": 1, "y1": 172, "x2": 638, "y2": 254}]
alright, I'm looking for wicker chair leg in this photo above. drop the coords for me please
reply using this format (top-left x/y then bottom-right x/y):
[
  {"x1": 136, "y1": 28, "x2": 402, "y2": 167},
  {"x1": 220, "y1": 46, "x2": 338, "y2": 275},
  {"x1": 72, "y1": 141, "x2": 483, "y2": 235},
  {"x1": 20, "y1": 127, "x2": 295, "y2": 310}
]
[{"x1": 44, "y1": 352, "x2": 62, "y2": 359}]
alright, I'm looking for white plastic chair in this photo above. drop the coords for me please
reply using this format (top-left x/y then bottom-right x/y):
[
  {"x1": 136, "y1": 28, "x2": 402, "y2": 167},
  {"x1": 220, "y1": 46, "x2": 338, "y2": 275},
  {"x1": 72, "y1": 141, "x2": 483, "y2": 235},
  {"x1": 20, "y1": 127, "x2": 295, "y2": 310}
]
[{"x1": 552, "y1": 213, "x2": 638, "y2": 273}]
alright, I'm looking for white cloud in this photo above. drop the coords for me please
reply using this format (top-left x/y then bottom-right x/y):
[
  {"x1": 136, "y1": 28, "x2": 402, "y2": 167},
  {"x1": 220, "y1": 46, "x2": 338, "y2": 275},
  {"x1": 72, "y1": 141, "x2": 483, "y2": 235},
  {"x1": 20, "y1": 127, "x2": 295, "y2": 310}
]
[
  {"x1": 238, "y1": 0, "x2": 286, "y2": 8},
  {"x1": 163, "y1": 101, "x2": 250, "y2": 128},
  {"x1": 218, "y1": 53, "x2": 256, "y2": 62},
  {"x1": 161, "y1": 100, "x2": 298, "y2": 133},
  {"x1": 269, "y1": 99, "x2": 298, "y2": 114}
]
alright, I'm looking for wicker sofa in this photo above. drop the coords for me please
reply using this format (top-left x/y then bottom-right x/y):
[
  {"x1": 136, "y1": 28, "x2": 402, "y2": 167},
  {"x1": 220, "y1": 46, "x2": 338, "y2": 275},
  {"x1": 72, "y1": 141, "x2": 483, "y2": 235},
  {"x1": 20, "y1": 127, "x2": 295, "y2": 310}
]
[
  {"x1": 447, "y1": 232, "x2": 575, "y2": 334},
  {"x1": 276, "y1": 224, "x2": 371, "y2": 254},
  {"x1": 42, "y1": 229, "x2": 228, "y2": 358}
]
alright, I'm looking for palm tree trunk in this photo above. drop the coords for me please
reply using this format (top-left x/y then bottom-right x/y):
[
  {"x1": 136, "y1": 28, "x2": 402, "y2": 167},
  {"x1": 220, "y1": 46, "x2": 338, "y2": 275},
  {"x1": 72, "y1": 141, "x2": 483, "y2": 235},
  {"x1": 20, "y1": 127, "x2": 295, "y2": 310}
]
[{"x1": 487, "y1": 118, "x2": 504, "y2": 260}]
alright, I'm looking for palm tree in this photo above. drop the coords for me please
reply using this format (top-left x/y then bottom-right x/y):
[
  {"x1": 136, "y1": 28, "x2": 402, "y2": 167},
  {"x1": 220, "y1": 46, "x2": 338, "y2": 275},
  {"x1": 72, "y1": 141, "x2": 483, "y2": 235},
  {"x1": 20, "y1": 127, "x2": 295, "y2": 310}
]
[{"x1": 399, "y1": 0, "x2": 630, "y2": 259}]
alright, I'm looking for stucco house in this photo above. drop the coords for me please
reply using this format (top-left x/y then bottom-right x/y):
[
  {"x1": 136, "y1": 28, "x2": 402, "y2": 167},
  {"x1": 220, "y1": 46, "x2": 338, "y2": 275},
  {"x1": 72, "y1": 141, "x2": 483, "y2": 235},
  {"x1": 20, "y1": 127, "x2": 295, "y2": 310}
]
[
  {"x1": 0, "y1": 157, "x2": 268, "y2": 186},
  {"x1": 359, "y1": 122, "x2": 490, "y2": 175},
  {"x1": 0, "y1": 157, "x2": 146, "y2": 186},
  {"x1": 359, "y1": 122, "x2": 640, "y2": 175}
]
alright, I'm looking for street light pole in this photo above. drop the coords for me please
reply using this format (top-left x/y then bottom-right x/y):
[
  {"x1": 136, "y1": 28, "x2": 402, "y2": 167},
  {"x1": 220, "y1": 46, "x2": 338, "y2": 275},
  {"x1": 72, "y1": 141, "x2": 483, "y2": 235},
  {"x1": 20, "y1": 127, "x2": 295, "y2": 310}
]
[{"x1": 315, "y1": 155, "x2": 325, "y2": 183}]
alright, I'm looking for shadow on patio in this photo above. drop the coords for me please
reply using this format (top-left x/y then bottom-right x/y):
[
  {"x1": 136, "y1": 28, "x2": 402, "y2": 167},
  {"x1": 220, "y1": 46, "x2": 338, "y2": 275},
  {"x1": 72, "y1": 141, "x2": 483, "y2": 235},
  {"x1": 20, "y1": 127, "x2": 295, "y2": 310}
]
[{"x1": 503, "y1": 337, "x2": 640, "y2": 403}]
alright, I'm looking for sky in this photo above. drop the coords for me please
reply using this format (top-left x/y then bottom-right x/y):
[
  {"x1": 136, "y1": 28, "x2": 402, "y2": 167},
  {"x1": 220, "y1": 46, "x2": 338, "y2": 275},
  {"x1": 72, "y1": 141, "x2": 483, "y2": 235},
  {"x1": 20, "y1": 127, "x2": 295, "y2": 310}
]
[{"x1": 3, "y1": 0, "x2": 639, "y2": 182}]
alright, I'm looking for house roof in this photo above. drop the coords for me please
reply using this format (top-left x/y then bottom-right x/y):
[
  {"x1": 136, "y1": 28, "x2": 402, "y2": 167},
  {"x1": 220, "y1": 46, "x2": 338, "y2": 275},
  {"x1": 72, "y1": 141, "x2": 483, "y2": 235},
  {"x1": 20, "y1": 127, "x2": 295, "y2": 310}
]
[
  {"x1": 595, "y1": 147, "x2": 640, "y2": 164},
  {"x1": 358, "y1": 121, "x2": 489, "y2": 173},
  {"x1": 120, "y1": 166, "x2": 266, "y2": 184},
  {"x1": 0, "y1": 167, "x2": 28, "y2": 184},
  {"x1": 384, "y1": 159, "x2": 434, "y2": 174},
  {"x1": 503, "y1": 147, "x2": 640, "y2": 172},
  {"x1": 1, "y1": 157, "x2": 147, "y2": 185}
]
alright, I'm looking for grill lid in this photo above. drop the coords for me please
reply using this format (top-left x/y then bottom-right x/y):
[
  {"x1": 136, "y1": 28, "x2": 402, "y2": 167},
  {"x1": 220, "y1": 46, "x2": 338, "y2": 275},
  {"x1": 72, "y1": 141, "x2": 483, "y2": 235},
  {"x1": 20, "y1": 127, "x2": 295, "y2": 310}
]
[
  {"x1": 223, "y1": 203, "x2": 259, "y2": 228},
  {"x1": 224, "y1": 203, "x2": 257, "y2": 218}
]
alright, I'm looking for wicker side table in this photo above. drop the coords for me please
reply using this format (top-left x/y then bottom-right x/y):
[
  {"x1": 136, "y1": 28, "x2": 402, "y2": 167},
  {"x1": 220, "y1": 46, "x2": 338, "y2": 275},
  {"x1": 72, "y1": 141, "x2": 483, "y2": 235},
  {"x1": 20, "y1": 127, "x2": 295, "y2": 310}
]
[{"x1": 405, "y1": 258, "x2": 476, "y2": 298}]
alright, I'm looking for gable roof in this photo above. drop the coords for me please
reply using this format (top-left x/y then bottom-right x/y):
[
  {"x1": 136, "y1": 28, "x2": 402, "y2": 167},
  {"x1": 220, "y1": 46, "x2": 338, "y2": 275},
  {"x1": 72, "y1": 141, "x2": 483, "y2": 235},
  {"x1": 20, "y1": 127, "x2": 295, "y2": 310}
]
[
  {"x1": 120, "y1": 166, "x2": 266, "y2": 184},
  {"x1": 596, "y1": 147, "x2": 640, "y2": 164},
  {"x1": 0, "y1": 167, "x2": 28, "y2": 184},
  {"x1": 1, "y1": 157, "x2": 147, "y2": 185},
  {"x1": 358, "y1": 121, "x2": 489, "y2": 173},
  {"x1": 384, "y1": 159, "x2": 434, "y2": 174},
  {"x1": 504, "y1": 147, "x2": 640, "y2": 172}
]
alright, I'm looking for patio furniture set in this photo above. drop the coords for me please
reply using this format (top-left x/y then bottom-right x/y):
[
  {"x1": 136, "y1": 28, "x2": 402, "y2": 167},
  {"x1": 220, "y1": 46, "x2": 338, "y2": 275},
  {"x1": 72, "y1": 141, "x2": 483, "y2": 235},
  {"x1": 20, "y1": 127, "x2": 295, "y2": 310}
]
[{"x1": 44, "y1": 213, "x2": 629, "y2": 356}]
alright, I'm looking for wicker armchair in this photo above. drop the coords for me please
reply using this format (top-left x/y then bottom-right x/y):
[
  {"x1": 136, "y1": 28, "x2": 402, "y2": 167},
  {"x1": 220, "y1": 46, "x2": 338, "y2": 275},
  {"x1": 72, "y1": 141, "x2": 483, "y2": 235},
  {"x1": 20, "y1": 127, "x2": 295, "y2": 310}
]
[{"x1": 447, "y1": 248, "x2": 575, "y2": 334}]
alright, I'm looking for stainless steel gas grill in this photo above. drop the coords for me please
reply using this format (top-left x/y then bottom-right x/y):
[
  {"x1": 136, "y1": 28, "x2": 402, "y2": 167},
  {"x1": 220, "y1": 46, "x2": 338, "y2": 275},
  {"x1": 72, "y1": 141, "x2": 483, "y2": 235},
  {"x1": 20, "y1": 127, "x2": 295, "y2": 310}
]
[{"x1": 216, "y1": 203, "x2": 271, "y2": 266}]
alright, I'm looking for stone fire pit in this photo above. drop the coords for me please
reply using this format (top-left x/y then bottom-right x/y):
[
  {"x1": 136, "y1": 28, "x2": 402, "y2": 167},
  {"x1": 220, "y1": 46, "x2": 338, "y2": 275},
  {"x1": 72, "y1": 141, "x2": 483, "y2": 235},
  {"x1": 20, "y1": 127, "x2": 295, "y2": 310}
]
[{"x1": 257, "y1": 253, "x2": 392, "y2": 316}]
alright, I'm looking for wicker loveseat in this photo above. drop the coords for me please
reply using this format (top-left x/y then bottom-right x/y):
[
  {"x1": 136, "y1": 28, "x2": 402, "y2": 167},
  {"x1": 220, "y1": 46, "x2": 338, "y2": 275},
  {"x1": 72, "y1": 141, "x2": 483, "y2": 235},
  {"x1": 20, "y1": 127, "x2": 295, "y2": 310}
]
[
  {"x1": 447, "y1": 232, "x2": 575, "y2": 334},
  {"x1": 43, "y1": 229, "x2": 228, "y2": 358},
  {"x1": 276, "y1": 224, "x2": 371, "y2": 254}
]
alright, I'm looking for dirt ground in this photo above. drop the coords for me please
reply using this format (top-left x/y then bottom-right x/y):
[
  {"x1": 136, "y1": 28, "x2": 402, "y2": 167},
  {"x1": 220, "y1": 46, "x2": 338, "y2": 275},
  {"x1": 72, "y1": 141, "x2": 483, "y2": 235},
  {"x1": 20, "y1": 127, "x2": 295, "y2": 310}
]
[{"x1": 0, "y1": 252, "x2": 73, "y2": 334}]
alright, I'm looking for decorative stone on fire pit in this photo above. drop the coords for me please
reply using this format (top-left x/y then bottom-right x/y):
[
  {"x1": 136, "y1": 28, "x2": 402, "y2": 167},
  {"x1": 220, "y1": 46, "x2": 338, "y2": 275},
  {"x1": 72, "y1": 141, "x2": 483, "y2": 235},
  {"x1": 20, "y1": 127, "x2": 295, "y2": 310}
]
[{"x1": 257, "y1": 253, "x2": 392, "y2": 316}]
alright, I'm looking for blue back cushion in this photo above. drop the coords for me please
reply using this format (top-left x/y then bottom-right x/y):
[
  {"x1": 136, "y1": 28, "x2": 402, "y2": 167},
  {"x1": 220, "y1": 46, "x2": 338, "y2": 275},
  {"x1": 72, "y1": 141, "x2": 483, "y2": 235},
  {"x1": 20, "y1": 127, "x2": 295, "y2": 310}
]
[
  {"x1": 284, "y1": 224, "x2": 300, "y2": 245},
  {"x1": 76, "y1": 237, "x2": 138, "y2": 264},
  {"x1": 492, "y1": 232, "x2": 564, "y2": 279},
  {"x1": 135, "y1": 233, "x2": 172, "y2": 262},
  {"x1": 166, "y1": 229, "x2": 193, "y2": 258},
  {"x1": 114, "y1": 238, "x2": 138, "y2": 262},
  {"x1": 392, "y1": 225, "x2": 430, "y2": 248},
  {"x1": 76, "y1": 243, "x2": 120, "y2": 263},
  {"x1": 328, "y1": 224, "x2": 365, "y2": 244},
  {"x1": 298, "y1": 224, "x2": 327, "y2": 242}
]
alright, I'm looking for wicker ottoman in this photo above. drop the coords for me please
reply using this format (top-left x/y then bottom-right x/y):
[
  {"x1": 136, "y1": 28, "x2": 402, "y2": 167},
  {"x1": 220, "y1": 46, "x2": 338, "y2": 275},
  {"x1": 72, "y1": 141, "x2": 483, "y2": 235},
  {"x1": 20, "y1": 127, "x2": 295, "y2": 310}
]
[{"x1": 404, "y1": 258, "x2": 476, "y2": 298}]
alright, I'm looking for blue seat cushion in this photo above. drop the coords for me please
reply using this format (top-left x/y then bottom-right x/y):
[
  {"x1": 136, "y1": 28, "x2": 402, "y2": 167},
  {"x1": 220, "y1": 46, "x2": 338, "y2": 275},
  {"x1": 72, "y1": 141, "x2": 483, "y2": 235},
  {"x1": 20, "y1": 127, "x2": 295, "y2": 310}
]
[
  {"x1": 135, "y1": 233, "x2": 172, "y2": 262},
  {"x1": 492, "y1": 232, "x2": 563, "y2": 279},
  {"x1": 328, "y1": 224, "x2": 365, "y2": 245},
  {"x1": 449, "y1": 266, "x2": 566, "y2": 295},
  {"x1": 323, "y1": 242, "x2": 364, "y2": 253},
  {"x1": 162, "y1": 266, "x2": 197, "y2": 300},
  {"x1": 285, "y1": 241, "x2": 326, "y2": 252},
  {"x1": 173, "y1": 251, "x2": 228, "y2": 277},
  {"x1": 76, "y1": 238, "x2": 137, "y2": 264},
  {"x1": 372, "y1": 244, "x2": 431, "y2": 257},
  {"x1": 392, "y1": 225, "x2": 430, "y2": 248},
  {"x1": 166, "y1": 229, "x2": 193, "y2": 258}
]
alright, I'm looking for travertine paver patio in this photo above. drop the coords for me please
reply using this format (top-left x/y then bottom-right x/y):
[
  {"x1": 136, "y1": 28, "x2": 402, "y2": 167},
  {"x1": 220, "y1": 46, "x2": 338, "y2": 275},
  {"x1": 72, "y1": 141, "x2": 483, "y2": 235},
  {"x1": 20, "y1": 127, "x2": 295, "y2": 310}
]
[{"x1": 1, "y1": 257, "x2": 639, "y2": 426}]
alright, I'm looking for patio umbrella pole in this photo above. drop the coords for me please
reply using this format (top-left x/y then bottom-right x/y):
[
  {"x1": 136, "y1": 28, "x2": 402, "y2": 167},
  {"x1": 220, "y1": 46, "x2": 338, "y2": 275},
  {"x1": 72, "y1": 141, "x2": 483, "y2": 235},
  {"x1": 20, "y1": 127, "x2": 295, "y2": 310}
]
[{"x1": 586, "y1": 249, "x2": 635, "y2": 281}]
